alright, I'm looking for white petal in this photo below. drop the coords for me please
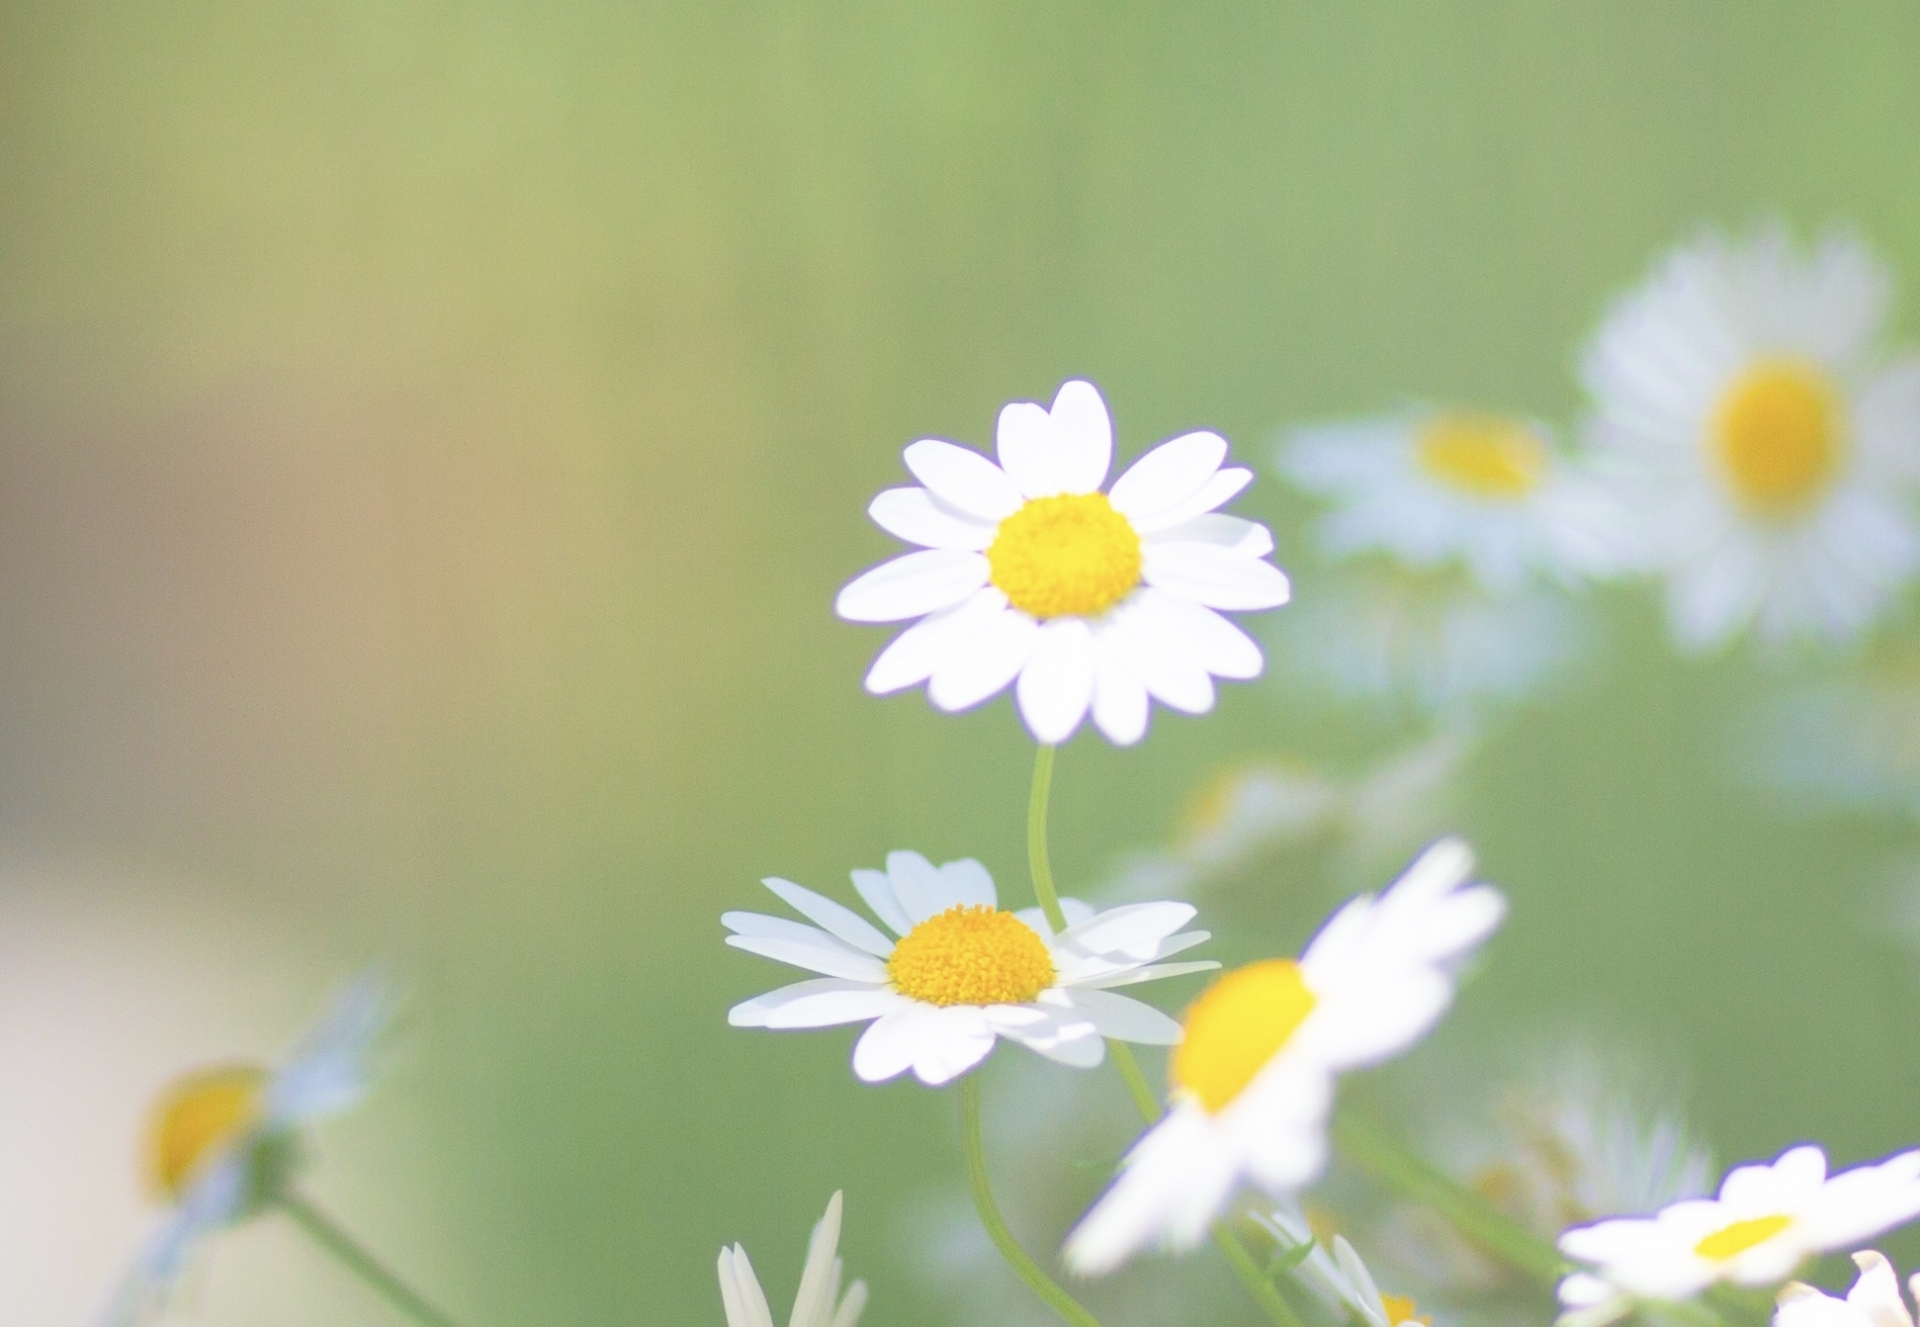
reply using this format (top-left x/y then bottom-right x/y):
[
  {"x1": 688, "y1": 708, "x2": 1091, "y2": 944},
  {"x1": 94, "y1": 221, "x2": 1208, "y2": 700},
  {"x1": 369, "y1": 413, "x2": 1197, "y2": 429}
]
[
  {"x1": 836, "y1": 550, "x2": 990, "y2": 623},
  {"x1": 724, "y1": 931, "x2": 891, "y2": 983},
  {"x1": 1127, "y1": 467, "x2": 1254, "y2": 534},
  {"x1": 1005, "y1": 1013, "x2": 1108, "y2": 1067},
  {"x1": 902, "y1": 439, "x2": 1024, "y2": 521},
  {"x1": 1090, "y1": 643, "x2": 1150, "y2": 745},
  {"x1": 1139, "y1": 590, "x2": 1264, "y2": 679},
  {"x1": 1067, "y1": 988, "x2": 1184, "y2": 1044},
  {"x1": 852, "y1": 1007, "x2": 932, "y2": 1082},
  {"x1": 1049, "y1": 379, "x2": 1115, "y2": 493},
  {"x1": 911, "y1": 1006, "x2": 998, "y2": 1084},
  {"x1": 937, "y1": 858, "x2": 997, "y2": 908},
  {"x1": 1108, "y1": 431, "x2": 1228, "y2": 522},
  {"x1": 1142, "y1": 542, "x2": 1292, "y2": 610},
  {"x1": 719, "y1": 1245, "x2": 777, "y2": 1327},
  {"x1": 849, "y1": 869, "x2": 914, "y2": 937},
  {"x1": 1081, "y1": 959, "x2": 1221, "y2": 989},
  {"x1": 996, "y1": 400, "x2": 1066, "y2": 498},
  {"x1": 862, "y1": 588, "x2": 1007, "y2": 694},
  {"x1": 1101, "y1": 599, "x2": 1215, "y2": 713},
  {"x1": 760, "y1": 878, "x2": 895, "y2": 956},
  {"x1": 729, "y1": 978, "x2": 905, "y2": 1029},
  {"x1": 885, "y1": 850, "x2": 952, "y2": 924},
  {"x1": 867, "y1": 487, "x2": 996, "y2": 550},
  {"x1": 1059, "y1": 901, "x2": 1198, "y2": 958},
  {"x1": 1016, "y1": 618, "x2": 1096, "y2": 744},
  {"x1": 1147, "y1": 513, "x2": 1274, "y2": 559},
  {"x1": 928, "y1": 607, "x2": 1040, "y2": 711}
]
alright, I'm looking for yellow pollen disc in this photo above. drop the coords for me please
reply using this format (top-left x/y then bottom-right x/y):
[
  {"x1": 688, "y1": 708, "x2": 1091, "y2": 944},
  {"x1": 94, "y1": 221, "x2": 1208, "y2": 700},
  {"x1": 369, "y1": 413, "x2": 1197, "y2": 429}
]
[
  {"x1": 1711, "y1": 360, "x2": 1845, "y2": 512},
  {"x1": 1694, "y1": 1214, "x2": 1793, "y2": 1262},
  {"x1": 1170, "y1": 959, "x2": 1318, "y2": 1114},
  {"x1": 1381, "y1": 1295, "x2": 1431, "y2": 1327},
  {"x1": 1414, "y1": 414, "x2": 1548, "y2": 499},
  {"x1": 887, "y1": 905, "x2": 1055, "y2": 1007},
  {"x1": 987, "y1": 493, "x2": 1142, "y2": 619},
  {"x1": 146, "y1": 1064, "x2": 268, "y2": 1199}
]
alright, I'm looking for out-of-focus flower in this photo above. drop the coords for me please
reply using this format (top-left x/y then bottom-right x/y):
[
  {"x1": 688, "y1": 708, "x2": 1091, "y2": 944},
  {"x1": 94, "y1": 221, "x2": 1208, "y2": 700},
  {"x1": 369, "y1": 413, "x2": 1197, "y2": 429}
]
[
  {"x1": 836, "y1": 378, "x2": 1290, "y2": 745},
  {"x1": 1063, "y1": 839, "x2": 1505, "y2": 1274},
  {"x1": 1281, "y1": 409, "x2": 1638, "y2": 594},
  {"x1": 98, "y1": 972, "x2": 391, "y2": 1325},
  {"x1": 1558, "y1": 1145, "x2": 1920, "y2": 1314},
  {"x1": 724, "y1": 852, "x2": 1216, "y2": 1086},
  {"x1": 1775, "y1": 1251, "x2": 1918, "y2": 1327},
  {"x1": 718, "y1": 1191, "x2": 868, "y2": 1327},
  {"x1": 1257, "y1": 1206, "x2": 1432, "y2": 1327},
  {"x1": 1751, "y1": 643, "x2": 1920, "y2": 819},
  {"x1": 1268, "y1": 563, "x2": 1594, "y2": 713},
  {"x1": 1581, "y1": 223, "x2": 1920, "y2": 651}
]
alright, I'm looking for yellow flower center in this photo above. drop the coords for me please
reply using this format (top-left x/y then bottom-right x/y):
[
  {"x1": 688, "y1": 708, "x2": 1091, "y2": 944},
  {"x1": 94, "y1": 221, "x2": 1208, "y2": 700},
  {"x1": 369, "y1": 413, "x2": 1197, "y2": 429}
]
[
  {"x1": 146, "y1": 1064, "x2": 268, "y2": 1199},
  {"x1": 1169, "y1": 959, "x2": 1318, "y2": 1114},
  {"x1": 1693, "y1": 1214, "x2": 1793, "y2": 1263},
  {"x1": 987, "y1": 493, "x2": 1143, "y2": 619},
  {"x1": 887, "y1": 905, "x2": 1056, "y2": 1007},
  {"x1": 1414, "y1": 414, "x2": 1548, "y2": 499},
  {"x1": 1711, "y1": 360, "x2": 1845, "y2": 513},
  {"x1": 1382, "y1": 1294, "x2": 1431, "y2": 1326}
]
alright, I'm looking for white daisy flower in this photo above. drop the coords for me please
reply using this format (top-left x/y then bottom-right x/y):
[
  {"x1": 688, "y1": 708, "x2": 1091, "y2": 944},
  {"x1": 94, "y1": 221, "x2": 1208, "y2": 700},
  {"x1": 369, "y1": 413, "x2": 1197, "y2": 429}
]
[
  {"x1": 835, "y1": 378, "x2": 1292, "y2": 745},
  {"x1": 1281, "y1": 408, "x2": 1639, "y2": 594},
  {"x1": 1775, "y1": 1251, "x2": 1918, "y2": 1327},
  {"x1": 99, "y1": 971, "x2": 391, "y2": 1325},
  {"x1": 725, "y1": 850, "x2": 1217, "y2": 1087},
  {"x1": 718, "y1": 1191, "x2": 869, "y2": 1327},
  {"x1": 1557, "y1": 1144, "x2": 1920, "y2": 1312},
  {"x1": 1581, "y1": 223, "x2": 1920, "y2": 650},
  {"x1": 1257, "y1": 1206, "x2": 1432, "y2": 1327},
  {"x1": 1062, "y1": 838, "x2": 1505, "y2": 1275}
]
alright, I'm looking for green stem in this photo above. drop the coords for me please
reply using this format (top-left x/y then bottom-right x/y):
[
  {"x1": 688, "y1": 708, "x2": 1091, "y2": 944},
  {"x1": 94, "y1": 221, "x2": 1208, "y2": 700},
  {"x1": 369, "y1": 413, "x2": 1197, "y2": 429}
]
[
  {"x1": 1106, "y1": 1043, "x2": 1161, "y2": 1123},
  {"x1": 1028, "y1": 743, "x2": 1068, "y2": 933},
  {"x1": 1332, "y1": 1109, "x2": 1565, "y2": 1282},
  {"x1": 960, "y1": 1076, "x2": 1102, "y2": 1327},
  {"x1": 1213, "y1": 1224, "x2": 1310, "y2": 1327},
  {"x1": 278, "y1": 1191, "x2": 464, "y2": 1327}
]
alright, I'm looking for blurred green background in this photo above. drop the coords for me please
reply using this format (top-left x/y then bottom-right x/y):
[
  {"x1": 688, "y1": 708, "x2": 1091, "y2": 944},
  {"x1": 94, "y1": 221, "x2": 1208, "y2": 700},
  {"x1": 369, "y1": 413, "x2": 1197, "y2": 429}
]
[{"x1": 3, "y1": 2, "x2": 1920, "y2": 1322}]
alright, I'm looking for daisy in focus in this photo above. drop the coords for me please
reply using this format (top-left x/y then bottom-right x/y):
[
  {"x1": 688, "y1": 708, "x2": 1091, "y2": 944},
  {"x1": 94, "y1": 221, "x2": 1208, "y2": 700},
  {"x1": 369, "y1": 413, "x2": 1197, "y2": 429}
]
[
  {"x1": 1063, "y1": 838, "x2": 1506, "y2": 1275},
  {"x1": 1775, "y1": 1251, "x2": 1919, "y2": 1327},
  {"x1": 99, "y1": 972, "x2": 391, "y2": 1325},
  {"x1": 836, "y1": 378, "x2": 1291, "y2": 745},
  {"x1": 1556, "y1": 1144, "x2": 1920, "y2": 1320},
  {"x1": 1581, "y1": 223, "x2": 1920, "y2": 651},
  {"x1": 718, "y1": 1191, "x2": 868, "y2": 1327},
  {"x1": 726, "y1": 851, "x2": 1217, "y2": 1086},
  {"x1": 1280, "y1": 408, "x2": 1637, "y2": 595}
]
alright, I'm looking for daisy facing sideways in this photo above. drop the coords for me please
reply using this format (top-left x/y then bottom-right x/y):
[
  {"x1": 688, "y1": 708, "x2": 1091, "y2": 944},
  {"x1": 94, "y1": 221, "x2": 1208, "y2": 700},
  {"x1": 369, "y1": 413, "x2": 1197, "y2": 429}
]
[
  {"x1": 99, "y1": 972, "x2": 392, "y2": 1325},
  {"x1": 1556, "y1": 1144, "x2": 1920, "y2": 1317},
  {"x1": 1776, "y1": 1251, "x2": 1920, "y2": 1327},
  {"x1": 725, "y1": 850, "x2": 1217, "y2": 1086},
  {"x1": 1064, "y1": 837, "x2": 1506, "y2": 1275},
  {"x1": 1581, "y1": 223, "x2": 1920, "y2": 650},
  {"x1": 836, "y1": 378, "x2": 1291, "y2": 746},
  {"x1": 718, "y1": 1191, "x2": 868, "y2": 1327}
]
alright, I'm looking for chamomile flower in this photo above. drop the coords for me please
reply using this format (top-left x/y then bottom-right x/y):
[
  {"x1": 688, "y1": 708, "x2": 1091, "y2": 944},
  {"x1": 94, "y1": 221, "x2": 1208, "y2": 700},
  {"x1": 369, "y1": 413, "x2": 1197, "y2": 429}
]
[
  {"x1": 1557, "y1": 1144, "x2": 1920, "y2": 1313},
  {"x1": 1063, "y1": 838, "x2": 1505, "y2": 1275},
  {"x1": 1257, "y1": 1207, "x2": 1432, "y2": 1327},
  {"x1": 1280, "y1": 408, "x2": 1637, "y2": 594},
  {"x1": 718, "y1": 1191, "x2": 869, "y2": 1327},
  {"x1": 98, "y1": 972, "x2": 391, "y2": 1325},
  {"x1": 1581, "y1": 223, "x2": 1920, "y2": 650},
  {"x1": 836, "y1": 378, "x2": 1291, "y2": 745},
  {"x1": 725, "y1": 851, "x2": 1217, "y2": 1086},
  {"x1": 1775, "y1": 1251, "x2": 1918, "y2": 1327}
]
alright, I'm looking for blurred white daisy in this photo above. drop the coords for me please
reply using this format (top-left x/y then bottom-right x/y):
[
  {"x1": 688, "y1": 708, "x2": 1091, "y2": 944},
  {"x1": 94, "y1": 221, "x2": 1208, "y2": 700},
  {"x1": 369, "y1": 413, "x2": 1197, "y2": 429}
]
[
  {"x1": 1063, "y1": 838, "x2": 1505, "y2": 1275},
  {"x1": 1775, "y1": 1251, "x2": 1918, "y2": 1327},
  {"x1": 1581, "y1": 223, "x2": 1920, "y2": 651},
  {"x1": 99, "y1": 972, "x2": 391, "y2": 1325},
  {"x1": 1281, "y1": 408, "x2": 1637, "y2": 594},
  {"x1": 1557, "y1": 1145, "x2": 1920, "y2": 1315},
  {"x1": 836, "y1": 378, "x2": 1291, "y2": 745},
  {"x1": 725, "y1": 851, "x2": 1217, "y2": 1086},
  {"x1": 718, "y1": 1191, "x2": 868, "y2": 1327}
]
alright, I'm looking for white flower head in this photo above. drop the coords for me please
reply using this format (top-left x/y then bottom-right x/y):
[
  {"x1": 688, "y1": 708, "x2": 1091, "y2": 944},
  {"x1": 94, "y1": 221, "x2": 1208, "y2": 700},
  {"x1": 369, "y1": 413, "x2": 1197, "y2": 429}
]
[
  {"x1": 1063, "y1": 838, "x2": 1506, "y2": 1275},
  {"x1": 726, "y1": 851, "x2": 1218, "y2": 1086},
  {"x1": 1280, "y1": 408, "x2": 1640, "y2": 594},
  {"x1": 99, "y1": 971, "x2": 393, "y2": 1325},
  {"x1": 836, "y1": 378, "x2": 1291, "y2": 745},
  {"x1": 1558, "y1": 1145, "x2": 1920, "y2": 1309},
  {"x1": 718, "y1": 1191, "x2": 868, "y2": 1327},
  {"x1": 1581, "y1": 222, "x2": 1920, "y2": 651},
  {"x1": 1775, "y1": 1251, "x2": 1918, "y2": 1327}
]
